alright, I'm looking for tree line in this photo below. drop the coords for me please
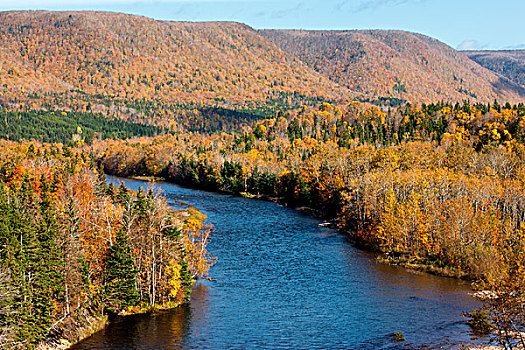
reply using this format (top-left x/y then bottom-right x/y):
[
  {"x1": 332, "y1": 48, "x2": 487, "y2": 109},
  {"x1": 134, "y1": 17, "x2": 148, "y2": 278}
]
[{"x1": 0, "y1": 108, "x2": 165, "y2": 145}]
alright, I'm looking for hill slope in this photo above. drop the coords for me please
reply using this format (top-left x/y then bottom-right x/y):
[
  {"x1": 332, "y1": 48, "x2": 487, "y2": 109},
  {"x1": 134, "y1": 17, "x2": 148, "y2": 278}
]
[
  {"x1": 464, "y1": 50, "x2": 525, "y2": 87},
  {"x1": 0, "y1": 10, "x2": 523, "y2": 130},
  {"x1": 0, "y1": 11, "x2": 349, "y2": 114},
  {"x1": 260, "y1": 29, "x2": 525, "y2": 104}
]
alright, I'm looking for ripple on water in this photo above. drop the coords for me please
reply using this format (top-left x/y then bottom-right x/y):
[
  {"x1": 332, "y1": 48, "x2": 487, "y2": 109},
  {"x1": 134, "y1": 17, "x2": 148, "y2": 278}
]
[{"x1": 71, "y1": 176, "x2": 484, "y2": 349}]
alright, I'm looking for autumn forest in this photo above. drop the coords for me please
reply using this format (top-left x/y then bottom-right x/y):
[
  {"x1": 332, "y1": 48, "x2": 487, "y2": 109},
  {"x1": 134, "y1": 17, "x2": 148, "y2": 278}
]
[{"x1": 1, "y1": 9, "x2": 525, "y2": 350}]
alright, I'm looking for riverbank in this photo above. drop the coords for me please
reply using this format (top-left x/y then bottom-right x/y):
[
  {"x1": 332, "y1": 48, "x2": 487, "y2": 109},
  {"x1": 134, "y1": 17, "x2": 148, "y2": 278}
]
[
  {"x1": 36, "y1": 307, "x2": 108, "y2": 350},
  {"x1": 467, "y1": 340, "x2": 525, "y2": 349},
  {"x1": 72, "y1": 175, "x2": 483, "y2": 349},
  {"x1": 129, "y1": 175, "x2": 167, "y2": 182},
  {"x1": 37, "y1": 300, "x2": 188, "y2": 350},
  {"x1": 377, "y1": 256, "x2": 472, "y2": 280},
  {"x1": 123, "y1": 174, "x2": 476, "y2": 284}
]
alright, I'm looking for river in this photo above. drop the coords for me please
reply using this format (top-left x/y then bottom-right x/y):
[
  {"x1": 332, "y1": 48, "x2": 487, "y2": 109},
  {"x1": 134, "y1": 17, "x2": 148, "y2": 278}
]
[{"x1": 71, "y1": 176, "x2": 483, "y2": 349}]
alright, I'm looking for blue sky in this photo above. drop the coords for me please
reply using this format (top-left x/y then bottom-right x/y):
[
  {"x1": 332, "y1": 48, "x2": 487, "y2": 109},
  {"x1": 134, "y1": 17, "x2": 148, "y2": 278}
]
[{"x1": 1, "y1": 0, "x2": 523, "y2": 50}]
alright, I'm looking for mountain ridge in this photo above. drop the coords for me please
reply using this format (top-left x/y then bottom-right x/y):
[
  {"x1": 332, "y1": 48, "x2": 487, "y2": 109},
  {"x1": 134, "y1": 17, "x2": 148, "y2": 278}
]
[
  {"x1": 0, "y1": 10, "x2": 523, "y2": 124},
  {"x1": 0, "y1": 10, "x2": 349, "y2": 112},
  {"x1": 463, "y1": 49, "x2": 525, "y2": 88},
  {"x1": 260, "y1": 29, "x2": 525, "y2": 103}
]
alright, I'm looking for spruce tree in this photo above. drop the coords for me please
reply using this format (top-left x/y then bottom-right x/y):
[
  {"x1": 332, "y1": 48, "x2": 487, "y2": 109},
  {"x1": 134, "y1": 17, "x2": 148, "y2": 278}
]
[
  {"x1": 30, "y1": 176, "x2": 63, "y2": 344},
  {"x1": 94, "y1": 165, "x2": 107, "y2": 197},
  {"x1": 178, "y1": 244, "x2": 194, "y2": 303},
  {"x1": 116, "y1": 183, "x2": 130, "y2": 205},
  {"x1": 104, "y1": 229, "x2": 139, "y2": 313}
]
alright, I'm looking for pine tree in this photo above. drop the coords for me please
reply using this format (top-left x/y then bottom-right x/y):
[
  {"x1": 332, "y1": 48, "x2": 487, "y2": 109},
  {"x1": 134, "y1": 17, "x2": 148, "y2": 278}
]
[
  {"x1": 116, "y1": 183, "x2": 130, "y2": 205},
  {"x1": 104, "y1": 229, "x2": 139, "y2": 313},
  {"x1": 106, "y1": 182, "x2": 115, "y2": 200},
  {"x1": 94, "y1": 165, "x2": 107, "y2": 197},
  {"x1": 178, "y1": 245, "x2": 194, "y2": 303},
  {"x1": 134, "y1": 188, "x2": 148, "y2": 219},
  {"x1": 29, "y1": 176, "x2": 63, "y2": 345}
]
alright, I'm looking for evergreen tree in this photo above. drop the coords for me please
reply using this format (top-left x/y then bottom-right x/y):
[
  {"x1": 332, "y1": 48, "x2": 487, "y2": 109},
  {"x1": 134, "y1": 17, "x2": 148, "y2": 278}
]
[
  {"x1": 29, "y1": 177, "x2": 63, "y2": 345},
  {"x1": 178, "y1": 245, "x2": 194, "y2": 303},
  {"x1": 106, "y1": 182, "x2": 116, "y2": 200},
  {"x1": 94, "y1": 165, "x2": 107, "y2": 197},
  {"x1": 116, "y1": 183, "x2": 130, "y2": 205},
  {"x1": 104, "y1": 229, "x2": 139, "y2": 313}
]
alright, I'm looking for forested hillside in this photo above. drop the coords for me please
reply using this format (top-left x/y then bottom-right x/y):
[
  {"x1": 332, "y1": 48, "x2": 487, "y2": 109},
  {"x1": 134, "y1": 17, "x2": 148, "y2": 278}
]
[
  {"x1": 2, "y1": 11, "x2": 525, "y2": 131},
  {"x1": 465, "y1": 50, "x2": 525, "y2": 88},
  {"x1": 0, "y1": 10, "x2": 348, "y2": 129},
  {"x1": 0, "y1": 109, "x2": 165, "y2": 144},
  {"x1": 260, "y1": 30, "x2": 525, "y2": 104}
]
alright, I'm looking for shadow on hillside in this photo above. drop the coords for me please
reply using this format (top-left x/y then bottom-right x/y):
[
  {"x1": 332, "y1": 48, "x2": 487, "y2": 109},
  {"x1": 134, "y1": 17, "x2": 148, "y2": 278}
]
[{"x1": 491, "y1": 76, "x2": 525, "y2": 98}]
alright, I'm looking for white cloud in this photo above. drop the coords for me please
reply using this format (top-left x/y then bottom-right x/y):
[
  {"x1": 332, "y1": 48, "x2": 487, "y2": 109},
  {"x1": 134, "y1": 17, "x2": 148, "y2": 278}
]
[
  {"x1": 335, "y1": 0, "x2": 427, "y2": 12},
  {"x1": 502, "y1": 44, "x2": 525, "y2": 50},
  {"x1": 457, "y1": 39, "x2": 486, "y2": 51}
]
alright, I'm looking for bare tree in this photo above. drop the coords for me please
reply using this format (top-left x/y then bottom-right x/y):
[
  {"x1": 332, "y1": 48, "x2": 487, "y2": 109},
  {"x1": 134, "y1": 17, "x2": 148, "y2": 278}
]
[{"x1": 0, "y1": 268, "x2": 19, "y2": 350}]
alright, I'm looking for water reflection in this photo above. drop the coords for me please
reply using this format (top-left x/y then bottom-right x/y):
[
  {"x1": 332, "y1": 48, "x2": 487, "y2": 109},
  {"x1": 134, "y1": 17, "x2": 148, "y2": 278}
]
[{"x1": 72, "y1": 177, "x2": 483, "y2": 349}]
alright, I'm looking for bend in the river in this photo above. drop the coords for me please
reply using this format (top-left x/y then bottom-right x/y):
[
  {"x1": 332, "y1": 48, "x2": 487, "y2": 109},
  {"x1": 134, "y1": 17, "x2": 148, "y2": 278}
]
[{"x1": 72, "y1": 176, "x2": 484, "y2": 349}]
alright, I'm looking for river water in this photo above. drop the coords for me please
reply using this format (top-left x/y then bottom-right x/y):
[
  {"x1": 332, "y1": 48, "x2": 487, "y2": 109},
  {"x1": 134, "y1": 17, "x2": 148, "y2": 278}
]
[{"x1": 72, "y1": 176, "x2": 483, "y2": 349}]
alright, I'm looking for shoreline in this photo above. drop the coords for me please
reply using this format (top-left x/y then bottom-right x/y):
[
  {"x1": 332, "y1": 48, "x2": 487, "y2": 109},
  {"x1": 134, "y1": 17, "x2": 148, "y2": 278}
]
[
  {"x1": 124, "y1": 174, "x2": 477, "y2": 284},
  {"x1": 38, "y1": 301, "x2": 186, "y2": 350},
  {"x1": 377, "y1": 256, "x2": 473, "y2": 280},
  {"x1": 36, "y1": 309, "x2": 108, "y2": 350},
  {"x1": 104, "y1": 174, "x2": 495, "y2": 349}
]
